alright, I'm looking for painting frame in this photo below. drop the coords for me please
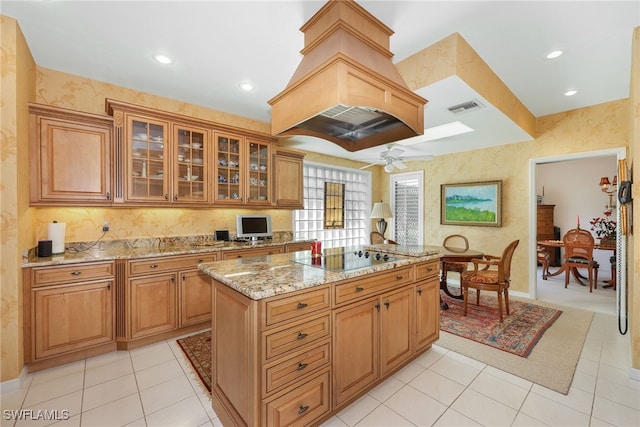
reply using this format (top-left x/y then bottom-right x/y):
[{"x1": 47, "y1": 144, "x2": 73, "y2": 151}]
[{"x1": 441, "y1": 180, "x2": 502, "y2": 227}]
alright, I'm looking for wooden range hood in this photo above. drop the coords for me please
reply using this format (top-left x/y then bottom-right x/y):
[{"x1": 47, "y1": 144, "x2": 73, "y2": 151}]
[{"x1": 268, "y1": 0, "x2": 427, "y2": 152}]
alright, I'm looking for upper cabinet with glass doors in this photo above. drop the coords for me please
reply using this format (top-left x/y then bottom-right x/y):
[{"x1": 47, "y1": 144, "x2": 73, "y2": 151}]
[
  {"x1": 128, "y1": 116, "x2": 169, "y2": 203},
  {"x1": 174, "y1": 125, "x2": 209, "y2": 203},
  {"x1": 214, "y1": 133, "x2": 272, "y2": 206}
]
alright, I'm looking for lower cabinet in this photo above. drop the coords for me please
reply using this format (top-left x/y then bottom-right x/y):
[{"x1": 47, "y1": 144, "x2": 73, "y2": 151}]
[
  {"x1": 130, "y1": 273, "x2": 177, "y2": 339},
  {"x1": 333, "y1": 286, "x2": 414, "y2": 406},
  {"x1": 180, "y1": 269, "x2": 213, "y2": 326},
  {"x1": 24, "y1": 261, "x2": 116, "y2": 370},
  {"x1": 210, "y1": 259, "x2": 440, "y2": 426}
]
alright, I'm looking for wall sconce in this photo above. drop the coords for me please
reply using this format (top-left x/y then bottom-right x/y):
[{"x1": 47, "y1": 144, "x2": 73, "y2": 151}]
[
  {"x1": 370, "y1": 201, "x2": 393, "y2": 237},
  {"x1": 599, "y1": 175, "x2": 617, "y2": 210}
]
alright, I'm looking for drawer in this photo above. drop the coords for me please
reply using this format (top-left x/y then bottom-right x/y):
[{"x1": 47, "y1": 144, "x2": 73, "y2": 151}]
[
  {"x1": 334, "y1": 266, "x2": 414, "y2": 305},
  {"x1": 129, "y1": 253, "x2": 216, "y2": 276},
  {"x1": 285, "y1": 242, "x2": 311, "y2": 253},
  {"x1": 264, "y1": 368, "x2": 331, "y2": 427},
  {"x1": 263, "y1": 339, "x2": 331, "y2": 395},
  {"x1": 415, "y1": 260, "x2": 439, "y2": 280},
  {"x1": 221, "y1": 246, "x2": 284, "y2": 260},
  {"x1": 262, "y1": 287, "x2": 330, "y2": 327},
  {"x1": 264, "y1": 314, "x2": 330, "y2": 360},
  {"x1": 32, "y1": 262, "x2": 114, "y2": 287}
]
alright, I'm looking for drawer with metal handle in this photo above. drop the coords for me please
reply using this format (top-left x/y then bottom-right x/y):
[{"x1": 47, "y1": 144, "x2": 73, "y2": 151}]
[
  {"x1": 263, "y1": 314, "x2": 330, "y2": 360},
  {"x1": 333, "y1": 265, "x2": 414, "y2": 305},
  {"x1": 32, "y1": 261, "x2": 114, "y2": 287}
]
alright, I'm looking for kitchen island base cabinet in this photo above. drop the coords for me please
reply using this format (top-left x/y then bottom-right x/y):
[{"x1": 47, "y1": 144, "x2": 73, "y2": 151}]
[{"x1": 209, "y1": 258, "x2": 440, "y2": 427}]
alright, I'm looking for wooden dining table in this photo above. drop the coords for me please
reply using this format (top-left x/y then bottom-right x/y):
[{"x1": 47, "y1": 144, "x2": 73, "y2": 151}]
[
  {"x1": 439, "y1": 247, "x2": 484, "y2": 309},
  {"x1": 537, "y1": 239, "x2": 616, "y2": 288}
]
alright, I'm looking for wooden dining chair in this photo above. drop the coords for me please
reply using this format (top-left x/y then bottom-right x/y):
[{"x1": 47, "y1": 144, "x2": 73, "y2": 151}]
[
  {"x1": 461, "y1": 240, "x2": 519, "y2": 322},
  {"x1": 441, "y1": 234, "x2": 470, "y2": 288},
  {"x1": 562, "y1": 228, "x2": 599, "y2": 292},
  {"x1": 370, "y1": 231, "x2": 397, "y2": 244}
]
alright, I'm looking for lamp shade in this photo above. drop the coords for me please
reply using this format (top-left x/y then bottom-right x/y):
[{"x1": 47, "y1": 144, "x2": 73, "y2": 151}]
[
  {"x1": 599, "y1": 177, "x2": 611, "y2": 187},
  {"x1": 370, "y1": 202, "x2": 393, "y2": 219}
]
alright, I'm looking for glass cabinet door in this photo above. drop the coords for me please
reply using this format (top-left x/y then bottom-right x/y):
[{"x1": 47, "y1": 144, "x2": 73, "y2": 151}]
[
  {"x1": 175, "y1": 126, "x2": 208, "y2": 203},
  {"x1": 247, "y1": 139, "x2": 271, "y2": 204},
  {"x1": 215, "y1": 133, "x2": 242, "y2": 203},
  {"x1": 128, "y1": 117, "x2": 168, "y2": 201}
]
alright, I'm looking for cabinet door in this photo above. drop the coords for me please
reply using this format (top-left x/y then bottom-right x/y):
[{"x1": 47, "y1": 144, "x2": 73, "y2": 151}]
[
  {"x1": 33, "y1": 280, "x2": 114, "y2": 359},
  {"x1": 379, "y1": 287, "x2": 414, "y2": 376},
  {"x1": 179, "y1": 270, "x2": 212, "y2": 326},
  {"x1": 31, "y1": 112, "x2": 112, "y2": 204},
  {"x1": 332, "y1": 297, "x2": 379, "y2": 406},
  {"x1": 214, "y1": 132, "x2": 244, "y2": 204},
  {"x1": 127, "y1": 115, "x2": 170, "y2": 202},
  {"x1": 273, "y1": 151, "x2": 304, "y2": 208},
  {"x1": 415, "y1": 281, "x2": 439, "y2": 351},
  {"x1": 174, "y1": 125, "x2": 209, "y2": 203},
  {"x1": 246, "y1": 139, "x2": 271, "y2": 205},
  {"x1": 130, "y1": 273, "x2": 177, "y2": 339}
]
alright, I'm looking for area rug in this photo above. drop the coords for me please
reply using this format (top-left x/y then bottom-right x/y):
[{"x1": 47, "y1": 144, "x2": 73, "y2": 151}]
[
  {"x1": 440, "y1": 293, "x2": 561, "y2": 357},
  {"x1": 437, "y1": 294, "x2": 594, "y2": 395},
  {"x1": 177, "y1": 330, "x2": 212, "y2": 392}
]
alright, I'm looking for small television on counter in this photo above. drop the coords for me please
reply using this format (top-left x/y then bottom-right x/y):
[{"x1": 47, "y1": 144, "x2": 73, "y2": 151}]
[{"x1": 236, "y1": 215, "x2": 272, "y2": 242}]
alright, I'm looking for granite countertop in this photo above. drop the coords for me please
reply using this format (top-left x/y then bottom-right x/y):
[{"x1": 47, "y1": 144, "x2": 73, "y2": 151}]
[
  {"x1": 22, "y1": 234, "x2": 310, "y2": 267},
  {"x1": 199, "y1": 245, "x2": 442, "y2": 300}
]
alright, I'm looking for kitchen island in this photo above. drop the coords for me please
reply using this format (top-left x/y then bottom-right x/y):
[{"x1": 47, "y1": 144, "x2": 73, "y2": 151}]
[{"x1": 199, "y1": 245, "x2": 442, "y2": 427}]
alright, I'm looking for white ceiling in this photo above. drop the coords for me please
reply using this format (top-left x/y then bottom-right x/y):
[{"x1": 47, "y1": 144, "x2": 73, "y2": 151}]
[{"x1": 2, "y1": 0, "x2": 638, "y2": 165}]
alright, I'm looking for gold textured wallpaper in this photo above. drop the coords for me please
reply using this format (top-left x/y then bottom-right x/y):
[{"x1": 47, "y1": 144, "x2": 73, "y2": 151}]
[{"x1": 1, "y1": 13, "x2": 637, "y2": 382}]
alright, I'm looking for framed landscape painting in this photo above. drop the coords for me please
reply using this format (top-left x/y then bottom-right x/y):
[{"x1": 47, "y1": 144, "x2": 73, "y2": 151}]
[{"x1": 441, "y1": 180, "x2": 502, "y2": 227}]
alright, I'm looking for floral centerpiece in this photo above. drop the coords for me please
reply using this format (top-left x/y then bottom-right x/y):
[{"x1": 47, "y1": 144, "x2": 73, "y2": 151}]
[{"x1": 590, "y1": 210, "x2": 616, "y2": 243}]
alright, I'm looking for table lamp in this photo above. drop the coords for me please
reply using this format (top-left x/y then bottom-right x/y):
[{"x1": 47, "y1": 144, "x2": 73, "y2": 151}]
[{"x1": 370, "y1": 201, "x2": 393, "y2": 238}]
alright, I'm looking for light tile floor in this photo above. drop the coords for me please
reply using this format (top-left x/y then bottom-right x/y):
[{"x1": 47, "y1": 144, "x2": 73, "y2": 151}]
[{"x1": 2, "y1": 269, "x2": 638, "y2": 427}]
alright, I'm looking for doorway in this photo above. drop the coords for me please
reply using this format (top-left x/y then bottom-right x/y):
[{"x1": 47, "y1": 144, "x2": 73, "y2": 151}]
[{"x1": 529, "y1": 148, "x2": 626, "y2": 318}]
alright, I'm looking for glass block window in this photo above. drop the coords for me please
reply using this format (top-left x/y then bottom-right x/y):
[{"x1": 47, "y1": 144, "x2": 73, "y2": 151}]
[
  {"x1": 391, "y1": 171, "x2": 424, "y2": 245},
  {"x1": 294, "y1": 162, "x2": 371, "y2": 249},
  {"x1": 323, "y1": 182, "x2": 345, "y2": 229}
]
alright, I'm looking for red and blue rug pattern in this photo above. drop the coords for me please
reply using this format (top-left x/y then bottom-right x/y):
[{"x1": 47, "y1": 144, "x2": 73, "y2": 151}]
[{"x1": 440, "y1": 292, "x2": 562, "y2": 357}]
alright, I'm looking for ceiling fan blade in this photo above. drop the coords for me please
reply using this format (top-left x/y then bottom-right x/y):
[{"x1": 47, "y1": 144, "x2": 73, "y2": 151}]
[
  {"x1": 387, "y1": 148, "x2": 405, "y2": 158},
  {"x1": 392, "y1": 160, "x2": 407, "y2": 169},
  {"x1": 359, "y1": 162, "x2": 380, "y2": 170}
]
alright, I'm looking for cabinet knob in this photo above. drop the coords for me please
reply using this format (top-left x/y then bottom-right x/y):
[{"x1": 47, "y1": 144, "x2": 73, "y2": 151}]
[
  {"x1": 296, "y1": 362, "x2": 308, "y2": 371},
  {"x1": 296, "y1": 332, "x2": 308, "y2": 340},
  {"x1": 106, "y1": 192, "x2": 111, "y2": 200},
  {"x1": 375, "y1": 303, "x2": 380, "y2": 312},
  {"x1": 71, "y1": 271, "x2": 81, "y2": 276},
  {"x1": 384, "y1": 300, "x2": 390, "y2": 309},
  {"x1": 298, "y1": 405, "x2": 309, "y2": 415},
  {"x1": 164, "y1": 194, "x2": 169, "y2": 200},
  {"x1": 150, "y1": 264, "x2": 158, "y2": 269},
  {"x1": 174, "y1": 194, "x2": 178, "y2": 201},
  {"x1": 417, "y1": 288, "x2": 423, "y2": 296}
]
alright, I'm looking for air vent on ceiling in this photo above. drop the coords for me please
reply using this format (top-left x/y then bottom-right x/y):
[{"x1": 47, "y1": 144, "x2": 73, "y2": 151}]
[{"x1": 448, "y1": 99, "x2": 485, "y2": 114}]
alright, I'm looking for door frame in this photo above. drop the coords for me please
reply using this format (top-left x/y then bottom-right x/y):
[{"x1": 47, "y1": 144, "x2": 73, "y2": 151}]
[{"x1": 528, "y1": 147, "x2": 627, "y2": 303}]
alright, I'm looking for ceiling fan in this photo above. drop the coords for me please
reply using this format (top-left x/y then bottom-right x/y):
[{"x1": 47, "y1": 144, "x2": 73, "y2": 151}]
[{"x1": 359, "y1": 144, "x2": 433, "y2": 173}]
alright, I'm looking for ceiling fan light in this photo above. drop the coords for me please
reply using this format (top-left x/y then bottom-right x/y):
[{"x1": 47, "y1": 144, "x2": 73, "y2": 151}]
[{"x1": 384, "y1": 164, "x2": 394, "y2": 173}]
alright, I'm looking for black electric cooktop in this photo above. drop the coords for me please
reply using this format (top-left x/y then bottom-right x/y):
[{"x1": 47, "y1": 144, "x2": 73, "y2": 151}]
[{"x1": 293, "y1": 248, "x2": 400, "y2": 271}]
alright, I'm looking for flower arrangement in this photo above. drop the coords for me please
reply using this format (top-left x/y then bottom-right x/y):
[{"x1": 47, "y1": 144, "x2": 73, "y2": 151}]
[{"x1": 590, "y1": 210, "x2": 617, "y2": 240}]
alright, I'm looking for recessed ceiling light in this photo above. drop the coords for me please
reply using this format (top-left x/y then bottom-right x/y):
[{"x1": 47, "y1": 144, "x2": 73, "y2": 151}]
[
  {"x1": 239, "y1": 82, "x2": 255, "y2": 92},
  {"x1": 546, "y1": 50, "x2": 563, "y2": 59},
  {"x1": 153, "y1": 54, "x2": 172, "y2": 64},
  {"x1": 564, "y1": 89, "x2": 578, "y2": 96}
]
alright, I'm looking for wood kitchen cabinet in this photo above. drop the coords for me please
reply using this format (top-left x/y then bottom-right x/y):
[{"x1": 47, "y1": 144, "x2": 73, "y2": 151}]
[
  {"x1": 214, "y1": 132, "x2": 272, "y2": 206},
  {"x1": 273, "y1": 149, "x2": 305, "y2": 208},
  {"x1": 221, "y1": 245, "x2": 284, "y2": 260},
  {"x1": 333, "y1": 286, "x2": 413, "y2": 406},
  {"x1": 29, "y1": 103, "x2": 113, "y2": 205},
  {"x1": 120, "y1": 253, "x2": 216, "y2": 348},
  {"x1": 24, "y1": 261, "x2": 116, "y2": 371},
  {"x1": 415, "y1": 260, "x2": 440, "y2": 351}
]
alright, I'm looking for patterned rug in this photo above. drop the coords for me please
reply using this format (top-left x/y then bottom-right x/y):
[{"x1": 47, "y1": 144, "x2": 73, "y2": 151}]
[
  {"x1": 440, "y1": 292, "x2": 562, "y2": 357},
  {"x1": 177, "y1": 330, "x2": 212, "y2": 392}
]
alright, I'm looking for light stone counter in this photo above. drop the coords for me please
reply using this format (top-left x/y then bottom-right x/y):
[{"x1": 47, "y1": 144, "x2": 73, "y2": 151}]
[
  {"x1": 21, "y1": 233, "x2": 309, "y2": 267},
  {"x1": 199, "y1": 246, "x2": 441, "y2": 300}
]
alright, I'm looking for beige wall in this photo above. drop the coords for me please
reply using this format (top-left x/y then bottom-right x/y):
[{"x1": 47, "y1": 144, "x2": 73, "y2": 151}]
[
  {"x1": 629, "y1": 27, "x2": 639, "y2": 370},
  {"x1": 1, "y1": 16, "x2": 36, "y2": 382}
]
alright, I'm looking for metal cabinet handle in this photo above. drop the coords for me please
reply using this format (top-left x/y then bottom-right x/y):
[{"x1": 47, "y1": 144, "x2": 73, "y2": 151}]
[
  {"x1": 384, "y1": 300, "x2": 390, "y2": 309},
  {"x1": 395, "y1": 275, "x2": 403, "y2": 280},
  {"x1": 106, "y1": 192, "x2": 111, "y2": 200},
  {"x1": 296, "y1": 332, "x2": 308, "y2": 340},
  {"x1": 174, "y1": 194, "x2": 179, "y2": 201},
  {"x1": 182, "y1": 274, "x2": 186, "y2": 281},
  {"x1": 297, "y1": 362, "x2": 308, "y2": 371},
  {"x1": 150, "y1": 264, "x2": 158, "y2": 269},
  {"x1": 296, "y1": 302, "x2": 308, "y2": 309},
  {"x1": 164, "y1": 194, "x2": 169, "y2": 200},
  {"x1": 375, "y1": 303, "x2": 380, "y2": 312},
  {"x1": 355, "y1": 286, "x2": 364, "y2": 292},
  {"x1": 198, "y1": 259, "x2": 204, "y2": 263},
  {"x1": 298, "y1": 405, "x2": 309, "y2": 415},
  {"x1": 426, "y1": 266, "x2": 433, "y2": 272},
  {"x1": 71, "y1": 271, "x2": 82, "y2": 276},
  {"x1": 417, "y1": 288, "x2": 423, "y2": 296}
]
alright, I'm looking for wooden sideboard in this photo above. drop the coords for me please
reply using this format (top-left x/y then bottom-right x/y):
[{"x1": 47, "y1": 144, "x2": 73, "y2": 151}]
[{"x1": 536, "y1": 204, "x2": 559, "y2": 266}]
